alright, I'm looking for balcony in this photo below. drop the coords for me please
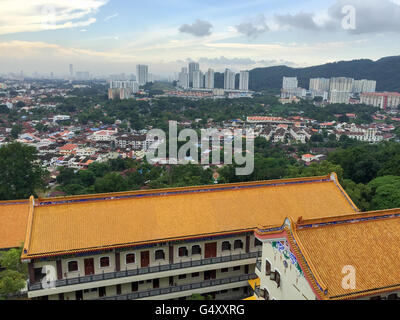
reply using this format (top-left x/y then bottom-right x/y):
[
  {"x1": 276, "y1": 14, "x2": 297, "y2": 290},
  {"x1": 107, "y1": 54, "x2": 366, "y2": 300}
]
[
  {"x1": 29, "y1": 251, "x2": 261, "y2": 291},
  {"x1": 98, "y1": 273, "x2": 258, "y2": 300}
]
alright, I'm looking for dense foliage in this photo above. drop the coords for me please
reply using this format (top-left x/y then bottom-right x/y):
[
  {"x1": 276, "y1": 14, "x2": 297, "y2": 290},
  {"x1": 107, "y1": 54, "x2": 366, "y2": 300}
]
[
  {"x1": 0, "y1": 142, "x2": 48, "y2": 200},
  {"x1": 0, "y1": 246, "x2": 27, "y2": 299}
]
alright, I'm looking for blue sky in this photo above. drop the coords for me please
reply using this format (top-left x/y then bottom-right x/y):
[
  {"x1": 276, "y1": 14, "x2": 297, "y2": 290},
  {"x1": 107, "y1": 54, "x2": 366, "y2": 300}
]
[{"x1": 0, "y1": 0, "x2": 399, "y2": 77}]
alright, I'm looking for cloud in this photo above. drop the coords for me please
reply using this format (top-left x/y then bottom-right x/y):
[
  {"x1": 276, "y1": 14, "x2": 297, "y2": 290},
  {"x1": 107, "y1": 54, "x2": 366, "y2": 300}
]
[
  {"x1": 179, "y1": 19, "x2": 213, "y2": 37},
  {"x1": 235, "y1": 14, "x2": 269, "y2": 38},
  {"x1": 274, "y1": 12, "x2": 334, "y2": 31},
  {"x1": 273, "y1": 0, "x2": 400, "y2": 34},
  {"x1": 328, "y1": 0, "x2": 400, "y2": 34},
  {"x1": 0, "y1": 0, "x2": 107, "y2": 35},
  {"x1": 104, "y1": 13, "x2": 119, "y2": 21},
  {"x1": 192, "y1": 56, "x2": 298, "y2": 69}
]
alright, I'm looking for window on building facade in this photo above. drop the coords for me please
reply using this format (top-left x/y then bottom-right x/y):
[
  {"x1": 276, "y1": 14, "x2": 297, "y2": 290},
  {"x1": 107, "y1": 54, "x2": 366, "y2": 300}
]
[
  {"x1": 178, "y1": 247, "x2": 188, "y2": 257},
  {"x1": 126, "y1": 254, "x2": 135, "y2": 264},
  {"x1": 261, "y1": 288, "x2": 270, "y2": 300},
  {"x1": 191, "y1": 245, "x2": 201, "y2": 255},
  {"x1": 388, "y1": 294, "x2": 398, "y2": 300},
  {"x1": 233, "y1": 266, "x2": 241, "y2": 271},
  {"x1": 178, "y1": 274, "x2": 187, "y2": 279},
  {"x1": 100, "y1": 257, "x2": 110, "y2": 268},
  {"x1": 68, "y1": 261, "x2": 78, "y2": 272},
  {"x1": 254, "y1": 238, "x2": 262, "y2": 247},
  {"x1": 99, "y1": 287, "x2": 106, "y2": 297},
  {"x1": 155, "y1": 250, "x2": 165, "y2": 260},
  {"x1": 192, "y1": 272, "x2": 200, "y2": 277},
  {"x1": 221, "y1": 268, "x2": 229, "y2": 273},
  {"x1": 132, "y1": 282, "x2": 138, "y2": 292},
  {"x1": 265, "y1": 260, "x2": 271, "y2": 276},
  {"x1": 222, "y1": 241, "x2": 231, "y2": 251},
  {"x1": 275, "y1": 271, "x2": 281, "y2": 288},
  {"x1": 234, "y1": 240, "x2": 243, "y2": 250}
]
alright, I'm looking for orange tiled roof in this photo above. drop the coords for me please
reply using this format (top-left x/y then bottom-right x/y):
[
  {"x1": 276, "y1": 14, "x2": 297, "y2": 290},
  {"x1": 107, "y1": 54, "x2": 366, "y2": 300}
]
[
  {"x1": 256, "y1": 208, "x2": 400, "y2": 299},
  {"x1": 0, "y1": 200, "x2": 30, "y2": 249},
  {"x1": 292, "y1": 209, "x2": 400, "y2": 299},
  {"x1": 22, "y1": 173, "x2": 358, "y2": 259}
]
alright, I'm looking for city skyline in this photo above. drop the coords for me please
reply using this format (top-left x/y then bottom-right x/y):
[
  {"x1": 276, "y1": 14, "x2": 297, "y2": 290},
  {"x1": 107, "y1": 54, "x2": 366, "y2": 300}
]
[{"x1": 1, "y1": 0, "x2": 400, "y2": 76}]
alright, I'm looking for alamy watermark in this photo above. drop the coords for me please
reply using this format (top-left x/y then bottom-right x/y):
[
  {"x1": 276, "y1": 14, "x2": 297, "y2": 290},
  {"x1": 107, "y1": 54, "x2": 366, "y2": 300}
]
[
  {"x1": 145, "y1": 121, "x2": 254, "y2": 176},
  {"x1": 341, "y1": 5, "x2": 356, "y2": 30},
  {"x1": 341, "y1": 265, "x2": 356, "y2": 290}
]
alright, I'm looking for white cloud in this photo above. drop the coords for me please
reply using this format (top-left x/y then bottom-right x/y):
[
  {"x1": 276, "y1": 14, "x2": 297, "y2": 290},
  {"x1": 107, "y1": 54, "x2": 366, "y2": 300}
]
[
  {"x1": 0, "y1": 0, "x2": 107, "y2": 35},
  {"x1": 104, "y1": 13, "x2": 119, "y2": 21}
]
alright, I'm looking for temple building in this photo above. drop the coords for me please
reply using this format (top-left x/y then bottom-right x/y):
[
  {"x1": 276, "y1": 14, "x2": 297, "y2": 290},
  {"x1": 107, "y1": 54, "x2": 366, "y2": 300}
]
[
  {"x1": 251, "y1": 208, "x2": 400, "y2": 300},
  {"x1": 15, "y1": 173, "x2": 362, "y2": 300}
]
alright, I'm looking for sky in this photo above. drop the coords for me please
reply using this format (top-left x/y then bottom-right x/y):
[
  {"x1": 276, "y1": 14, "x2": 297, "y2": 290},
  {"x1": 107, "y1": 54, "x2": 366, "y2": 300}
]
[{"x1": 0, "y1": 0, "x2": 400, "y2": 77}]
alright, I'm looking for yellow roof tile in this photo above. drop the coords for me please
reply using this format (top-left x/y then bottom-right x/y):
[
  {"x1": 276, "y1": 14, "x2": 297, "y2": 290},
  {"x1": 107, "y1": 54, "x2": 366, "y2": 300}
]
[
  {"x1": 22, "y1": 174, "x2": 358, "y2": 259},
  {"x1": 0, "y1": 200, "x2": 30, "y2": 250},
  {"x1": 293, "y1": 209, "x2": 400, "y2": 299}
]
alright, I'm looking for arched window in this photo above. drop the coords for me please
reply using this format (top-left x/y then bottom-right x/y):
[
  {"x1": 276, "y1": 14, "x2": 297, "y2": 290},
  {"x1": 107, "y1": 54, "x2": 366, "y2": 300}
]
[
  {"x1": 275, "y1": 270, "x2": 281, "y2": 288},
  {"x1": 265, "y1": 260, "x2": 271, "y2": 276},
  {"x1": 68, "y1": 261, "x2": 78, "y2": 272},
  {"x1": 261, "y1": 288, "x2": 270, "y2": 300},
  {"x1": 178, "y1": 247, "x2": 188, "y2": 257},
  {"x1": 155, "y1": 250, "x2": 165, "y2": 260},
  {"x1": 192, "y1": 245, "x2": 201, "y2": 255},
  {"x1": 100, "y1": 257, "x2": 110, "y2": 268},
  {"x1": 221, "y1": 241, "x2": 231, "y2": 251},
  {"x1": 234, "y1": 239, "x2": 243, "y2": 250},
  {"x1": 126, "y1": 254, "x2": 135, "y2": 264}
]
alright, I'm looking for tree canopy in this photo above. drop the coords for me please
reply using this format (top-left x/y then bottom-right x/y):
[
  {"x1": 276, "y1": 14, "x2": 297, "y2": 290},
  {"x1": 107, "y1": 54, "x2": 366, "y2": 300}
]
[{"x1": 0, "y1": 142, "x2": 48, "y2": 200}]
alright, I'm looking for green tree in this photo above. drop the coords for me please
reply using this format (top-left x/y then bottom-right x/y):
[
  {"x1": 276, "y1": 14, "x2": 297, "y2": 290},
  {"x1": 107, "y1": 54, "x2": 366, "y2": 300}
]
[
  {"x1": 0, "y1": 142, "x2": 47, "y2": 200},
  {"x1": 368, "y1": 176, "x2": 400, "y2": 210},
  {"x1": 94, "y1": 173, "x2": 128, "y2": 193},
  {"x1": 0, "y1": 246, "x2": 27, "y2": 299},
  {"x1": 341, "y1": 179, "x2": 372, "y2": 212},
  {"x1": 11, "y1": 124, "x2": 22, "y2": 139}
]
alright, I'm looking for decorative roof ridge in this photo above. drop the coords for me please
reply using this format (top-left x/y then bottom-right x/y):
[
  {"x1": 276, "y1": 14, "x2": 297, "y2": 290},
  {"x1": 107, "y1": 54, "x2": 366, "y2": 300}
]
[
  {"x1": 296, "y1": 208, "x2": 400, "y2": 230},
  {"x1": 330, "y1": 172, "x2": 360, "y2": 213},
  {"x1": 0, "y1": 199, "x2": 29, "y2": 206},
  {"x1": 36, "y1": 174, "x2": 333, "y2": 207},
  {"x1": 287, "y1": 221, "x2": 329, "y2": 298},
  {"x1": 22, "y1": 196, "x2": 35, "y2": 257}
]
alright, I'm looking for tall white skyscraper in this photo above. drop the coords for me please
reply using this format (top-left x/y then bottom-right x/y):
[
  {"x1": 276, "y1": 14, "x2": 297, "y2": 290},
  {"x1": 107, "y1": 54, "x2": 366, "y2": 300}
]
[
  {"x1": 136, "y1": 65, "x2": 149, "y2": 86},
  {"x1": 329, "y1": 77, "x2": 354, "y2": 92},
  {"x1": 329, "y1": 77, "x2": 354, "y2": 104},
  {"x1": 353, "y1": 79, "x2": 376, "y2": 93},
  {"x1": 224, "y1": 69, "x2": 236, "y2": 90},
  {"x1": 192, "y1": 70, "x2": 204, "y2": 89},
  {"x1": 188, "y1": 62, "x2": 199, "y2": 87},
  {"x1": 239, "y1": 71, "x2": 250, "y2": 91},
  {"x1": 282, "y1": 77, "x2": 298, "y2": 89},
  {"x1": 204, "y1": 68, "x2": 215, "y2": 89},
  {"x1": 178, "y1": 67, "x2": 189, "y2": 89},
  {"x1": 69, "y1": 64, "x2": 74, "y2": 77},
  {"x1": 309, "y1": 78, "x2": 330, "y2": 91}
]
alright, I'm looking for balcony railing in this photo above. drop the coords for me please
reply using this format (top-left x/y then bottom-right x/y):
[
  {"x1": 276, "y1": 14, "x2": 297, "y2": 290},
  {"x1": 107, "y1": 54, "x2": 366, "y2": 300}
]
[
  {"x1": 98, "y1": 273, "x2": 258, "y2": 300},
  {"x1": 29, "y1": 250, "x2": 261, "y2": 291}
]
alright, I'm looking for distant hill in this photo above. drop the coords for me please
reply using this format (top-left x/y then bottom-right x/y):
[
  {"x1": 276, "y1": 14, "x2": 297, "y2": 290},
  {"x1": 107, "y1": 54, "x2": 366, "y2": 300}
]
[{"x1": 214, "y1": 56, "x2": 400, "y2": 92}]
